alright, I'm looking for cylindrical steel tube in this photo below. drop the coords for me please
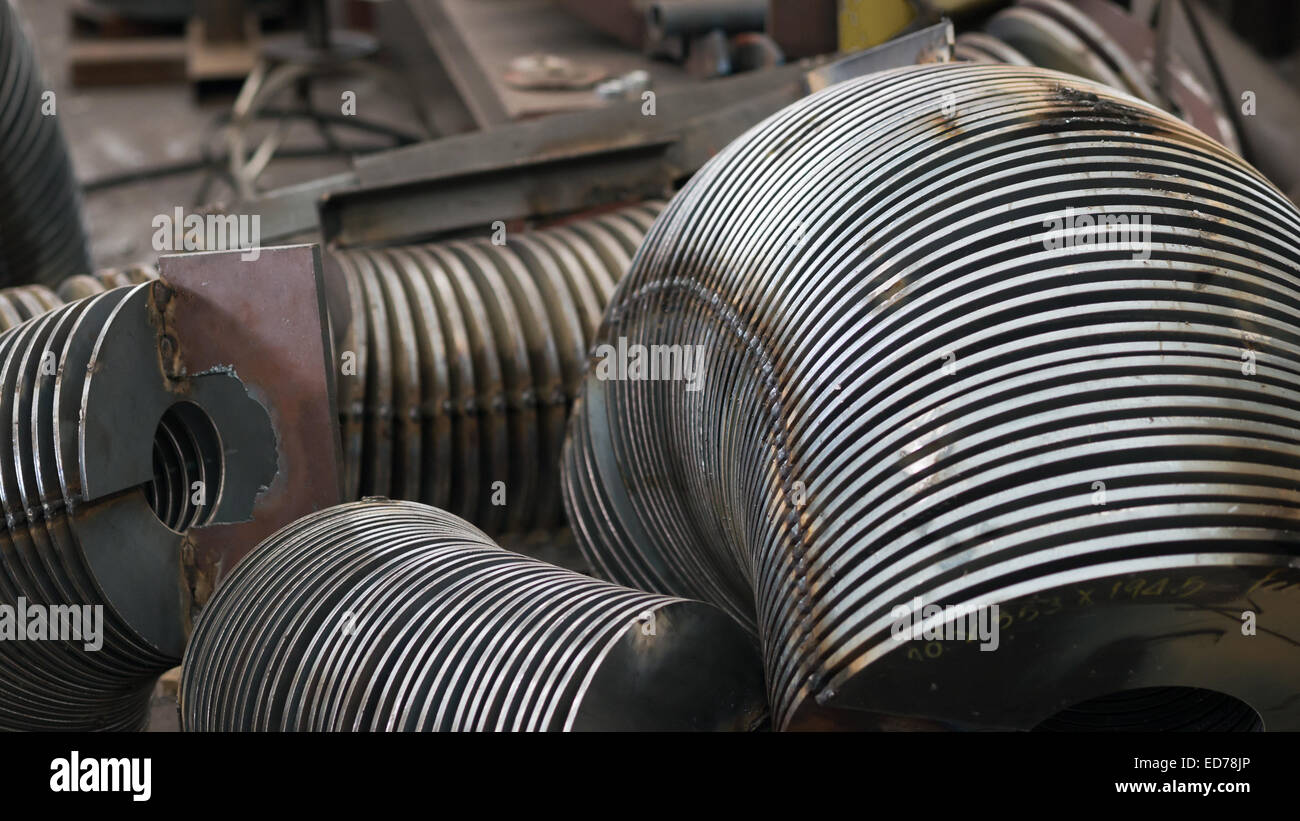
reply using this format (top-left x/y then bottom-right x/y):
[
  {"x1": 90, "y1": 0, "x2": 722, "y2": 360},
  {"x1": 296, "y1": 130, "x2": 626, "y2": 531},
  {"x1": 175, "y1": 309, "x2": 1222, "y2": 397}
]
[
  {"x1": 180, "y1": 498, "x2": 767, "y2": 731},
  {"x1": 562, "y1": 62, "x2": 1300, "y2": 731}
]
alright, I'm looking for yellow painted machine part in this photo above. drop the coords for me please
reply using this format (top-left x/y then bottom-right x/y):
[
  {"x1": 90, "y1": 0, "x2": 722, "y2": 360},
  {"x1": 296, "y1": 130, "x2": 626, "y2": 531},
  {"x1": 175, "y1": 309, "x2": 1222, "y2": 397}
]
[{"x1": 839, "y1": 0, "x2": 917, "y2": 51}]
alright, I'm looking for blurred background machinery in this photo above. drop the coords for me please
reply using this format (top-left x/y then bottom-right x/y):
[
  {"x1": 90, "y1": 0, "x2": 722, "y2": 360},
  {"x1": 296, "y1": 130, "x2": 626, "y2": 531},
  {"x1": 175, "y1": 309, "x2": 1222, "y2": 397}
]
[{"x1": 0, "y1": 0, "x2": 91, "y2": 288}]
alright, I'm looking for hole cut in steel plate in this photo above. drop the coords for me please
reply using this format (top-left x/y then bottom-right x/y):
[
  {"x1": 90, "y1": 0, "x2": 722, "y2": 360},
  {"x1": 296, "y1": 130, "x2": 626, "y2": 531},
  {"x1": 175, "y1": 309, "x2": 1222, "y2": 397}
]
[{"x1": 156, "y1": 244, "x2": 343, "y2": 622}]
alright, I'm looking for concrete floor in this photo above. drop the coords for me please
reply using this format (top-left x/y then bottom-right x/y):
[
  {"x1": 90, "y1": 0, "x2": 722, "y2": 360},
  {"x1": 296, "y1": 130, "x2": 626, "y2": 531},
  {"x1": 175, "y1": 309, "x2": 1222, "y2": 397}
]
[
  {"x1": 16, "y1": 0, "x2": 429, "y2": 730},
  {"x1": 19, "y1": 0, "x2": 426, "y2": 271}
]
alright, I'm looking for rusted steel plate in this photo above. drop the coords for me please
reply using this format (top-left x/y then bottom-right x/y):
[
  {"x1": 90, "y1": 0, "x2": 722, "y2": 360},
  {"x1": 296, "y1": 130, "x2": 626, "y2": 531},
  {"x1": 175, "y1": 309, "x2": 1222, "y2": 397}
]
[{"x1": 157, "y1": 244, "x2": 343, "y2": 599}]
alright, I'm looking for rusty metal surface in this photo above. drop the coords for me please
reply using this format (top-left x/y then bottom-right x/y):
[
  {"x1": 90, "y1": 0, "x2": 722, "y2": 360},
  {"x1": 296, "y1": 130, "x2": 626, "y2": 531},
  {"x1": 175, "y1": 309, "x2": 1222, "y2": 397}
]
[
  {"x1": 561, "y1": 62, "x2": 1300, "y2": 731},
  {"x1": 180, "y1": 499, "x2": 767, "y2": 731},
  {"x1": 157, "y1": 245, "x2": 343, "y2": 591}
]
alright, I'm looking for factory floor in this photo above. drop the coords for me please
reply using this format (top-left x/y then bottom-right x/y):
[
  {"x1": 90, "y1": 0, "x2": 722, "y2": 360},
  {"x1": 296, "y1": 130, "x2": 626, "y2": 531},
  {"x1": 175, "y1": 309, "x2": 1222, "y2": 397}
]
[{"x1": 16, "y1": 0, "x2": 428, "y2": 730}]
